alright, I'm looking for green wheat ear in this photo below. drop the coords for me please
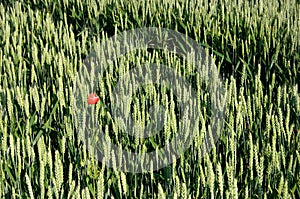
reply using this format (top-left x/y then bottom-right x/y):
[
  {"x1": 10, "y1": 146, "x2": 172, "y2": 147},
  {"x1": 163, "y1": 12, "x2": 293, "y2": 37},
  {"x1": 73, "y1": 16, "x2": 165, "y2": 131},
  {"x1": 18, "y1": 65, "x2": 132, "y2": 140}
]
[{"x1": 25, "y1": 173, "x2": 34, "y2": 199}]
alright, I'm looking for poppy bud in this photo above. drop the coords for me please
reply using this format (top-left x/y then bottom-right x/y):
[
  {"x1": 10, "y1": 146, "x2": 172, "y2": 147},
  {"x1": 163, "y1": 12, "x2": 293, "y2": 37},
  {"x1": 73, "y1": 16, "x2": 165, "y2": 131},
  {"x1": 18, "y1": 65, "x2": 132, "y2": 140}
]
[{"x1": 87, "y1": 93, "x2": 100, "y2": 105}]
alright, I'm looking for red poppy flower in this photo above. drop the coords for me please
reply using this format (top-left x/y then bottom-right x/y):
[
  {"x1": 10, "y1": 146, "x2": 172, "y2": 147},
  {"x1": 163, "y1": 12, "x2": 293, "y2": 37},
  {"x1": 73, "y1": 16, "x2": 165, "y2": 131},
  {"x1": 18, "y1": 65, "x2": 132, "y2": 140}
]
[{"x1": 87, "y1": 93, "x2": 100, "y2": 105}]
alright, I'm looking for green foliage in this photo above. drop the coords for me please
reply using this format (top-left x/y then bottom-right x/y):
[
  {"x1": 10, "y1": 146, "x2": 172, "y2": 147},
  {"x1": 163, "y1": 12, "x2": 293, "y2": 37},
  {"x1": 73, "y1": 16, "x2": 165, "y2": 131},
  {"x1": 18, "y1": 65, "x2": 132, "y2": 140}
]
[{"x1": 0, "y1": 0, "x2": 299, "y2": 198}]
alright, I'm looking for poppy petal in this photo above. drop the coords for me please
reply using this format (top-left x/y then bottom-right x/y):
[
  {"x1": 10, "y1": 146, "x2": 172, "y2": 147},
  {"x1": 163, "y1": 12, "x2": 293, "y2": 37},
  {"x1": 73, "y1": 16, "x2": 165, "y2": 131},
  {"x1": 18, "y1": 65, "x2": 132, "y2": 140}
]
[{"x1": 87, "y1": 93, "x2": 100, "y2": 104}]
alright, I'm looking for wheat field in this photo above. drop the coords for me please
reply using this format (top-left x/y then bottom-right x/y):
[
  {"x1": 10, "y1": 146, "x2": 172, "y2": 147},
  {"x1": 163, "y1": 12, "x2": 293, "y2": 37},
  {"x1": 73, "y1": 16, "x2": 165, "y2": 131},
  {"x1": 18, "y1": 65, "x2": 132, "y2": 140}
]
[{"x1": 0, "y1": 0, "x2": 299, "y2": 198}]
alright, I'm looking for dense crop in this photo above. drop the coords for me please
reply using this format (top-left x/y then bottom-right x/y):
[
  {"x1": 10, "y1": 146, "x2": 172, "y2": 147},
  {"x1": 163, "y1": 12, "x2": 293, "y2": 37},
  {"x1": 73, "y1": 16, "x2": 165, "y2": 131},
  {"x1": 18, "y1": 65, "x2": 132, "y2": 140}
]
[{"x1": 0, "y1": 0, "x2": 299, "y2": 198}]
